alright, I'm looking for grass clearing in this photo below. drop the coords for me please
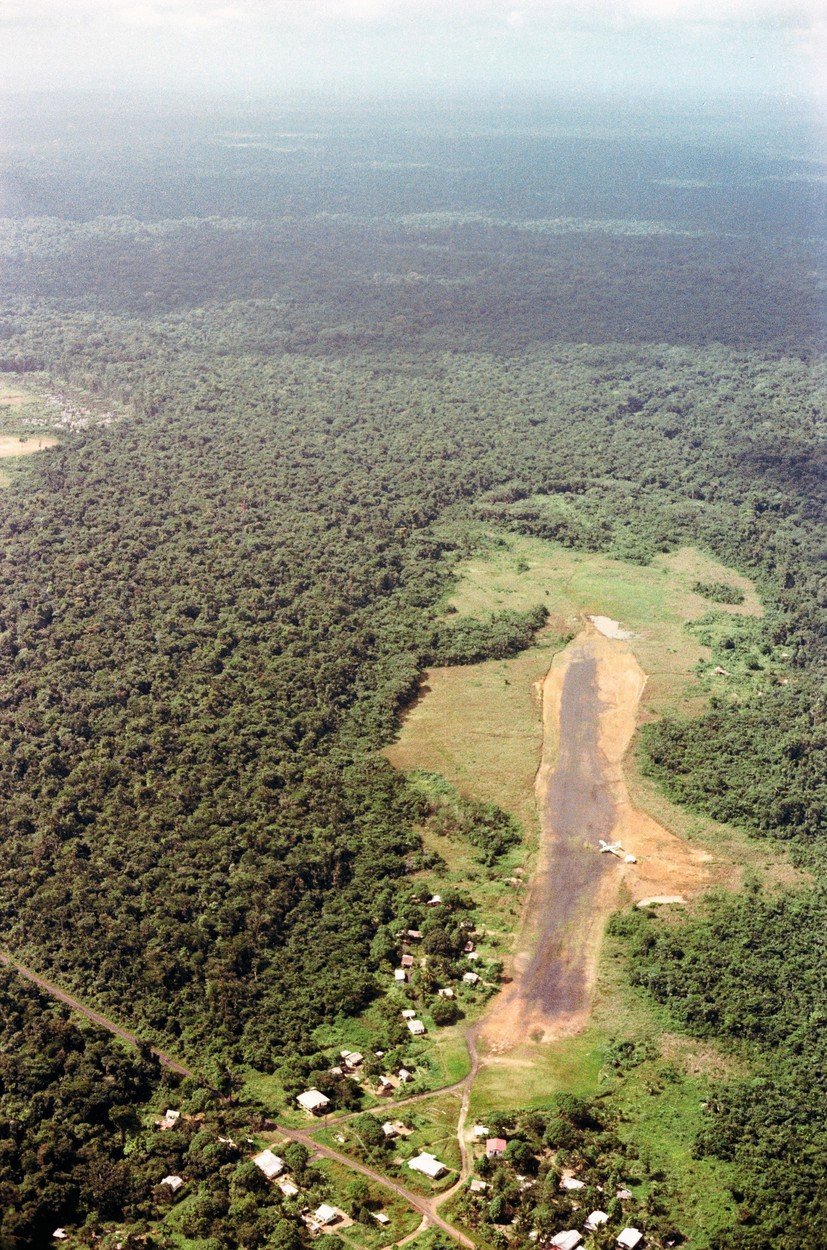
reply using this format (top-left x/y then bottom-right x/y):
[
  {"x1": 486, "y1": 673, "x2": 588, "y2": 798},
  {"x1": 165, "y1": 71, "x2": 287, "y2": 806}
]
[
  {"x1": 471, "y1": 1029, "x2": 605, "y2": 1118},
  {"x1": 0, "y1": 381, "x2": 28, "y2": 408},
  {"x1": 439, "y1": 529, "x2": 762, "y2": 717}
]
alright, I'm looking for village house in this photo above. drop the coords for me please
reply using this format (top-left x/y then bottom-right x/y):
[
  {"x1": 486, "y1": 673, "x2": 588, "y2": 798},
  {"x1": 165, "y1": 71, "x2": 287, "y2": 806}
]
[
  {"x1": 427, "y1": 894, "x2": 443, "y2": 906},
  {"x1": 472, "y1": 1124, "x2": 490, "y2": 1139},
  {"x1": 383, "y1": 1119, "x2": 411, "y2": 1137},
  {"x1": 463, "y1": 971, "x2": 480, "y2": 985},
  {"x1": 469, "y1": 1178, "x2": 488, "y2": 1193},
  {"x1": 160, "y1": 1176, "x2": 184, "y2": 1194},
  {"x1": 252, "y1": 1149, "x2": 285, "y2": 1180},
  {"x1": 401, "y1": 1008, "x2": 417, "y2": 1019},
  {"x1": 313, "y1": 1204, "x2": 341, "y2": 1227},
  {"x1": 157, "y1": 1108, "x2": 180, "y2": 1130},
  {"x1": 437, "y1": 987, "x2": 455, "y2": 998},
  {"x1": 278, "y1": 1178, "x2": 300, "y2": 1198},
  {"x1": 465, "y1": 950, "x2": 481, "y2": 961},
  {"x1": 401, "y1": 953, "x2": 415, "y2": 968},
  {"x1": 53, "y1": 1231, "x2": 68, "y2": 1242},
  {"x1": 406, "y1": 929, "x2": 422, "y2": 941},
  {"x1": 372, "y1": 1211, "x2": 391, "y2": 1226},
  {"x1": 617, "y1": 1230, "x2": 643, "y2": 1250},
  {"x1": 586, "y1": 1212, "x2": 609, "y2": 1231},
  {"x1": 377, "y1": 1074, "x2": 399, "y2": 1095},
  {"x1": 486, "y1": 1137, "x2": 507, "y2": 1157},
  {"x1": 464, "y1": 940, "x2": 476, "y2": 953},
  {"x1": 550, "y1": 1232, "x2": 582, "y2": 1250},
  {"x1": 340, "y1": 1050, "x2": 363, "y2": 1069},
  {"x1": 394, "y1": 968, "x2": 407, "y2": 982},
  {"x1": 408, "y1": 1152, "x2": 447, "y2": 1179},
  {"x1": 297, "y1": 1088, "x2": 330, "y2": 1115},
  {"x1": 407, "y1": 1018, "x2": 426, "y2": 1035},
  {"x1": 398, "y1": 1067, "x2": 414, "y2": 1082}
]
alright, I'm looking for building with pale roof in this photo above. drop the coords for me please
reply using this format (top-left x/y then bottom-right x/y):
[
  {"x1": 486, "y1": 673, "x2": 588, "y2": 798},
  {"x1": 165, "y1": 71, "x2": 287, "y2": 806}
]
[
  {"x1": 550, "y1": 1233, "x2": 582, "y2": 1250},
  {"x1": 408, "y1": 1152, "x2": 447, "y2": 1179},
  {"x1": 296, "y1": 1088, "x2": 330, "y2": 1114},
  {"x1": 252, "y1": 1149, "x2": 285, "y2": 1180}
]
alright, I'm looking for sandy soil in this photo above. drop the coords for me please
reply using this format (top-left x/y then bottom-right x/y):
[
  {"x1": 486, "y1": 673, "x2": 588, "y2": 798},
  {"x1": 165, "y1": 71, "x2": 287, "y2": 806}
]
[
  {"x1": 589, "y1": 615, "x2": 633, "y2": 640},
  {"x1": 0, "y1": 435, "x2": 58, "y2": 458},
  {"x1": 481, "y1": 622, "x2": 716, "y2": 1052}
]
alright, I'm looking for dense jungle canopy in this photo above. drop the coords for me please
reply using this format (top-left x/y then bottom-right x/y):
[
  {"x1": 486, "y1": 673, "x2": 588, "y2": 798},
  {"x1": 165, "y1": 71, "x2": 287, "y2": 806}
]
[{"x1": 0, "y1": 98, "x2": 823, "y2": 1248}]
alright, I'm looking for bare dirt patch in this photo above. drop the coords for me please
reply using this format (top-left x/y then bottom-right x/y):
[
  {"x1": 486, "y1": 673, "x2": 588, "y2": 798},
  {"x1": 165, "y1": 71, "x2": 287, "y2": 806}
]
[{"x1": 0, "y1": 435, "x2": 59, "y2": 458}]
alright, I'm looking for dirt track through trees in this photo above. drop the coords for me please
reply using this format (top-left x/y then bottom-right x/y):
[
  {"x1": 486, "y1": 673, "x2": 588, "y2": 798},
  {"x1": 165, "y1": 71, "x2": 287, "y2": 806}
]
[{"x1": 0, "y1": 949, "x2": 195, "y2": 1078}]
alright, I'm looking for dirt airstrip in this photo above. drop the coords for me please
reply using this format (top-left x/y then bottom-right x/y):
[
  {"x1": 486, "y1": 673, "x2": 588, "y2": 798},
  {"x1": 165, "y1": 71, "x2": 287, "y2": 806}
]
[{"x1": 482, "y1": 621, "x2": 716, "y2": 1052}]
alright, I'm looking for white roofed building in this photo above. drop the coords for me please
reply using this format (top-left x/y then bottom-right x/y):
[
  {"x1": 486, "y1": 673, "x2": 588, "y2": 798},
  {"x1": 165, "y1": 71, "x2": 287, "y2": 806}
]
[
  {"x1": 297, "y1": 1088, "x2": 330, "y2": 1114},
  {"x1": 550, "y1": 1233, "x2": 582, "y2": 1250},
  {"x1": 560, "y1": 1174, "x2": 585, "y2": 1191},
  {"x1": 252, "y1": 1149, "x2": 285, "y2": 1180},
  {"x1": 314, "y1": 1204, "x2": 340, "y2": 1226},
  {"x1": 617, "y1": 1231, "x2": 643, "y2": 1250},
  {"x1": 408, "y1": 1152, "x2": 447, "y2": 1179}
]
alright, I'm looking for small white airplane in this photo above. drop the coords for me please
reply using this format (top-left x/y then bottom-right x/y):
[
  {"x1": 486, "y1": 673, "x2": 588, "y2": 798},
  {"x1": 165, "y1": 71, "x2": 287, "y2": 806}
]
[{"x1": 598, "y1": 840, "x2": 638, "y2": 864}]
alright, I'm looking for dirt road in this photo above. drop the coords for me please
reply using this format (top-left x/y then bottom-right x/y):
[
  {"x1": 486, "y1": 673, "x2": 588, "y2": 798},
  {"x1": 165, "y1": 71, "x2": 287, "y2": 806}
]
[
  {"x1": 281, "y1": 1124, "x2": 475, "y2": 1248},
  {"x1": 0, "y1": 947, "x2": 477, "y2": 1245},
  {"x1": 0, "y1": 949, "x2": 196, "y2": 1079}
]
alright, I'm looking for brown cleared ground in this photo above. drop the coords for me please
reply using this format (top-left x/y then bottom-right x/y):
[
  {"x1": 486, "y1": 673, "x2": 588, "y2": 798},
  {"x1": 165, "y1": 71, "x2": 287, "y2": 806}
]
[
  {"x1": 482, "y1": 625, "x2": 717, "y2": 1053},
  {"x1": 0, "y1": 435, "x2": 59, "y2": 458}
]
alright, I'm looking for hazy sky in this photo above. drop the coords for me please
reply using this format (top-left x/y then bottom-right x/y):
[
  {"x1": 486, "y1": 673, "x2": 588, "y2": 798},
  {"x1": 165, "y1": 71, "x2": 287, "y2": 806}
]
[{"x1": 0, "y1": 0, "x2": 823, "y2": 100}]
